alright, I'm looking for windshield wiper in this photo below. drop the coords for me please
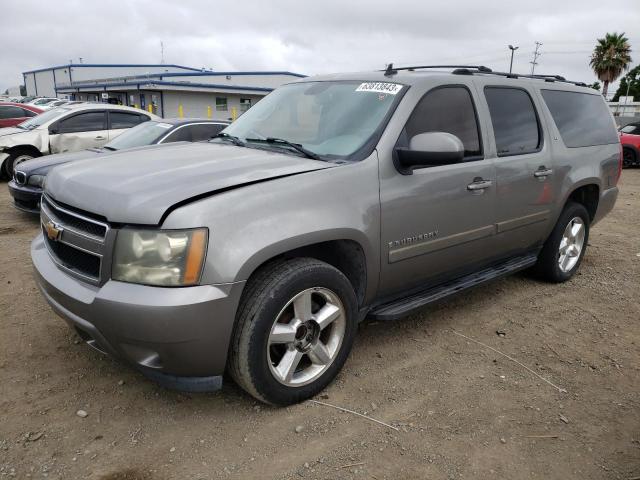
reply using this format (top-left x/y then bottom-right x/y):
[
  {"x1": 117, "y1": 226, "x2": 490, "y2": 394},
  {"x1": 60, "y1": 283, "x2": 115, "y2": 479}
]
[
  {"x1": 213, "y1": 132, "x2": 246, "y2": 147},
  {"x1": 102, "y1": 146, "x2": 117, "y2": 151},
  {"x1": 245, "y1": 137, "x2": 320, "y2": 160}
]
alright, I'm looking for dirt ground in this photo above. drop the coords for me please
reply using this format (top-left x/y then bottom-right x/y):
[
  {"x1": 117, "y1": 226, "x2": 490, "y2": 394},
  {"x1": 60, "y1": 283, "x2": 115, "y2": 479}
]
[{"x1": 1, "y1": 169, "x2": 639, "y2": 480}]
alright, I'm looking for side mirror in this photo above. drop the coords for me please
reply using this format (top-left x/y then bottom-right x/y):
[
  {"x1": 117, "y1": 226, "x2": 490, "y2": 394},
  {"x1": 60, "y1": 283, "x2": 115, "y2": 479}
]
[
  {"x1": 49, "y1": 124, "x2": 59, "y2": 135},
  {"x1": 395, "y1": 132, "x2": 465, "y2": 174}
]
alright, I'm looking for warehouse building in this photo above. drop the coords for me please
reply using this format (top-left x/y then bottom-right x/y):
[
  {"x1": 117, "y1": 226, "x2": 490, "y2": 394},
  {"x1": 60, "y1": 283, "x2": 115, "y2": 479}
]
[{"x1": 22, "y1": 63, "x2": 305, "y2": 119}]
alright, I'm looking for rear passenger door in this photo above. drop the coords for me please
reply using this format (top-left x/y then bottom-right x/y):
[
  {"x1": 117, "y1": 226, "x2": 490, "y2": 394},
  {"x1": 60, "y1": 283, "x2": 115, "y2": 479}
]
[
  {"x1": 49, "y1": 110, "x2": 109, "y2": 153},
  {"x1": 378, "y1": 85, "x2": 498, "y2": 296},
  {"x1": 108, "y1": 111, "x2": 149, "y2": 141},
  {"x1": 480, "y1": 86, "x2": 554, "y2": 255}
]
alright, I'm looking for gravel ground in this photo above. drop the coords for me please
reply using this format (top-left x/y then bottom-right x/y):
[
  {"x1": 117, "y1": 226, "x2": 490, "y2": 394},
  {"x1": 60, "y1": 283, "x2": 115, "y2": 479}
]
[{"x1": 1, "y1": 169, "x2": 639, "y2": 480}]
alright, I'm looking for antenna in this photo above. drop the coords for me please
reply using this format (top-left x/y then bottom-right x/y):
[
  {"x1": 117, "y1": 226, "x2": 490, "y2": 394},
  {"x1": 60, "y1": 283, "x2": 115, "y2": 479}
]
[{"x1": 530, "y1": 41, "x2": 542, "y2": 75}]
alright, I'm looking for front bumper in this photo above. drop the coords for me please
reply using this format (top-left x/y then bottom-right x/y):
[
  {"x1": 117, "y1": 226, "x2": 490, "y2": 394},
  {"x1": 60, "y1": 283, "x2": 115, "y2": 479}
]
[
  {"x1": 8, "y1": 180, "x2": 42, "y2": 213},
  {"x1": 31, "y1": 234, "x2": 245, "y2": 390}
]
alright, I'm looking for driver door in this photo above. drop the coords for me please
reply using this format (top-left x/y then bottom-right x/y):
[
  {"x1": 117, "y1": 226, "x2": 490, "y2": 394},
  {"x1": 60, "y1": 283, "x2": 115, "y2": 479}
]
[
  {"x1": 49, "y1": 110, "x2": 108, "y2": 153},
  {"x1": 378, "y1": 85, "x2": 498, "y2": 296}
]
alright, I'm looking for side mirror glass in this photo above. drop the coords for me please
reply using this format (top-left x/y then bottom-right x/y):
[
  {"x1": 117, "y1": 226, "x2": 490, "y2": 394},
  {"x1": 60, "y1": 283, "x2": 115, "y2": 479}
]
[
  {"x1": 49, "y1": 124, "x2": 59, "y2": 135},
  {"x1": 395, "y1": 132, "x2": 465, "y2": 174}
]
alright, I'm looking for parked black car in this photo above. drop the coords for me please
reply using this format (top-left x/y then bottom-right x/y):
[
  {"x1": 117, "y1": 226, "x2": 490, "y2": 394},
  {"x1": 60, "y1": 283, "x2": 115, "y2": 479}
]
[{"x1": 8, "y1": 118, "x2": 229, "y2": 212}]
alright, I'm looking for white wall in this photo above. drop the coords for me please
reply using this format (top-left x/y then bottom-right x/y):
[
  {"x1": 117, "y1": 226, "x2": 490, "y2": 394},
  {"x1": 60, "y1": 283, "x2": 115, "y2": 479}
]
[
  {"x1": 163, "y1": 73, "x2": 301, "y2": 89},
  {"x1": 162, "y1": 91, "x2": 263, "y2": 119}
]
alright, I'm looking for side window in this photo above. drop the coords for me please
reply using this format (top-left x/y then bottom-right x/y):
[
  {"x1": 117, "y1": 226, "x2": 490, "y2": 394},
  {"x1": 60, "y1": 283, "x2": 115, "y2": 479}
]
[
  {"x1": 110, "y1": 112, "x2": 144, "y2": 129},
  {"x1": 484, "y1": 87, "x2": 541, "y2": 156},
  {"x1": 0, "y1": 106, "x2": 26, "y2": 119},
  {"x1": 189, "y1": 123, "x2": 226, "y2": 141},
  {"x1": 57, "y1": 111, "x2": 107, "y2": 133},
  {"x1": 404, "y1": 86, "x2": 482, "y2": 158},
  {"x1": 216, "y1": 97, "x2": 228, "y2": 111},
  {"x1": 540, "y1": 90, "x2": 619, "y2": 147},
  {"x1": 240, "y1": 98, "x2": 252, "y2": 113},
  {"x1": 21, "y1": 108, "x2": 38, "y2": 118},
  {"x1": 163, "y1": 126, "x2": 192, "y2": 143}
]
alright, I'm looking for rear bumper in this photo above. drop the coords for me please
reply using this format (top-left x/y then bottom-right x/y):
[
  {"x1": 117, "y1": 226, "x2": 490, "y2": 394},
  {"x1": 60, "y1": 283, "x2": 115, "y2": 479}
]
[
  {"x1": 8, "y1": 180, "x2": 42, "y2": 213},
  {"x1": 593, "y1": 186, "x2": 619, "y2": 225},
  {"x1": 31, "y1": 234, "x2": 245, "y2": 390}
]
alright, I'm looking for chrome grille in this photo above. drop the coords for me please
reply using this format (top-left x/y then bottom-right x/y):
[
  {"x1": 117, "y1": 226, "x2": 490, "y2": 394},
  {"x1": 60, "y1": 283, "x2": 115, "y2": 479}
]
[
  {"x1": 41, "y1": 194, "x2": 111, "y2": 284},
  {"x1": 41, "y1": 195, "x2": 108, "y2": 240}
]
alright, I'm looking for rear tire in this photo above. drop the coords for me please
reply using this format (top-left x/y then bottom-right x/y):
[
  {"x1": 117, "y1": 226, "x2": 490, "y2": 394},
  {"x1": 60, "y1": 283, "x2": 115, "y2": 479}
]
[
  {"x1": 533, "y1": 202, "x2": 590, "y2": 283},
  {"x1": 228, "y1": 257, "x2": 358, "y2": 405},
  {"x1": 622, "y1": 147, "x2": 636, "y2": 167}
]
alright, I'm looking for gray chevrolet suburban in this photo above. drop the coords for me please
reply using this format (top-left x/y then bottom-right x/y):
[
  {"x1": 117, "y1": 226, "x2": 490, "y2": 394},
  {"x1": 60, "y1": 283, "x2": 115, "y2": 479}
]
[{"x1": 31, "y1": 65, "x2": 621, "y2": 405}]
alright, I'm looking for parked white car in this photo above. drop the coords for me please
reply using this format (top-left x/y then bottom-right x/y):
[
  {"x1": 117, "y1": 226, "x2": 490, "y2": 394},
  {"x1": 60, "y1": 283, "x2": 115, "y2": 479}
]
[
  {"x1": 26, "y1": 98, "x2": 59, "y2": 107},
  {"x1": 0, "y1": 104, "x2": 160, "y2": 177}
]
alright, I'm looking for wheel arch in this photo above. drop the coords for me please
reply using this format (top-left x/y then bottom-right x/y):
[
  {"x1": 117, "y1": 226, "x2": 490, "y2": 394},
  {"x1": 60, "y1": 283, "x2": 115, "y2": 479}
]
[
  {"x1": 1, "y1": 145, "x2": 42, "y2": 177},
  {"x1": 565, "y1": 182, "x2": 600, "y2": 222},
  {"x1": 237, "y1": 234, "x2": 372, "y2": 308}
]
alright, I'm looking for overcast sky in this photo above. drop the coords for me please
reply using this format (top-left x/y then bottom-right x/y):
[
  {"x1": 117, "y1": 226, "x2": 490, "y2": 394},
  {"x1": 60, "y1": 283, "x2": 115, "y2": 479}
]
[{"x1": 1, "y1": 0, "x2": 638, "y2": 96}]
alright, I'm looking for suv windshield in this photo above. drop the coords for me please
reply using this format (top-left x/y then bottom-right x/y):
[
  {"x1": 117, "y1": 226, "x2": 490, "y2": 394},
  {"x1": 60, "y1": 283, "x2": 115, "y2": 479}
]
[
  {"x1": 104, "y1": 121, "x2": 172, "y2": 150},
  {"x1": 222, "y1": 81, "x2": 404, "y2": 159},
  {"x1": 18, "y1": 107, "x2": 71, "y2": 130}
]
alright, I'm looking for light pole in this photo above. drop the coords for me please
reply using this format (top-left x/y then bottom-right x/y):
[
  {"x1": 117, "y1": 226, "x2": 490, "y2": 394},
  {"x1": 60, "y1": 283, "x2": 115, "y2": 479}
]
[{"x1": 508, "y1": 45, "x2": 519, "y2": 74}]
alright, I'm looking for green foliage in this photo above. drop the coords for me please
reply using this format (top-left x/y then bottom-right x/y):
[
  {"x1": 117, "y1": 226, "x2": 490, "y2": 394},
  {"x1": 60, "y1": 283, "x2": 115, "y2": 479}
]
[
  {"x1": 590, "y1": 32, "x2": 633, "y2": 97},
  {"x1": 612, "y1": 65, "x2": 639, "y2": 101},
  {"x1": 588, "y1": 81, "x2": 601, "y2": 91}
]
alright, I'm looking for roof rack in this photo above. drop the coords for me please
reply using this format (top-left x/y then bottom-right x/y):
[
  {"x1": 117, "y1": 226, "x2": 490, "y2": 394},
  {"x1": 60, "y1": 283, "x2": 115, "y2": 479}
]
[
  {"x1": 383, "y1": 63, "x2": 492, "y2": 76},
  {"x1": 382, "y1": 63, "x2": 588, "y2": 87}
]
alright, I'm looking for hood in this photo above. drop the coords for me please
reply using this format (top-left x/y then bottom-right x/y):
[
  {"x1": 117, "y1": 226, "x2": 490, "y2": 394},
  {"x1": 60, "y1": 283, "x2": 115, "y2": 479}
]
[
  {"x1": 0, "y1": 127, "x2": 24, "y2": 137},
  {"x1": 16, "y1": 149, "x2": 104, "y2": 176},
  {"x1": 45, "y1": 142, "x2": 335, "y2": 224}
]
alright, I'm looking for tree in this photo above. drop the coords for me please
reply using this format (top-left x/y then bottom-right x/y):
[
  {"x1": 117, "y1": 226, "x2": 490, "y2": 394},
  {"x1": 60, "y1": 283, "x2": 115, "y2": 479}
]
[
  {"x1": 590, "y1": 32, "x2": 632, "y2": 98},
  {"x1": 19, "y1": 85, "x2": 26, "y2": 96},
  {"x1": 612, "y1": 65, "x2": 639, "y2": 101},
  {"x1": 588, "y1": 81, "x2": 601, "y2": 91}
]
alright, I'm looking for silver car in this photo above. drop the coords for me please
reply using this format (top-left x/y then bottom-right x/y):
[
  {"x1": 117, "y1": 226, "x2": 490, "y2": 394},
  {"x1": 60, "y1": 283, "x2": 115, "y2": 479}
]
[
  {"x1": 0, "y1": 103, "x2": 160, "y2": 177},
  {"x1": 32, "y1": 66, "x2": 621, "y2": 405}
]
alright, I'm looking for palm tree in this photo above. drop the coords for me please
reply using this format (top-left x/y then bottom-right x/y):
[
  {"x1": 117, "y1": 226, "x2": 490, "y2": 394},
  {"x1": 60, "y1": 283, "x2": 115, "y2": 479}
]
[{"x1": 590, "y1": 32, "x2": 632, "y2": 98}]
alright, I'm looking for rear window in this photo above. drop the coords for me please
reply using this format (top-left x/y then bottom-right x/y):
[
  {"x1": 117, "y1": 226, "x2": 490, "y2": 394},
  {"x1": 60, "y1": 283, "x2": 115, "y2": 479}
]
[{"x1": 540, "y1": 90, "x2": 618, "y2": 148}]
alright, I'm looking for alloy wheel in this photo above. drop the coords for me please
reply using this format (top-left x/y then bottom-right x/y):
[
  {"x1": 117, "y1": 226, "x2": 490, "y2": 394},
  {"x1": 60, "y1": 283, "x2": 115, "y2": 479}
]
[
  {"x1": 267, "y1": 287, "x2": 346, "y2": 387},
  {"x1": 558, "y1": 217, "x2": 585, "y2": 273}
]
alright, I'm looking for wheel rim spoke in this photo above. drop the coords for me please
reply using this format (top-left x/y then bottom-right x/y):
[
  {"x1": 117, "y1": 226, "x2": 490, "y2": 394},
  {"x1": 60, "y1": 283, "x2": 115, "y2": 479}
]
[
  {"x1": 275, "y1": 349, "x2": 303, "y2": 383},
  {"x1": 314, "y1": 303, "x2": 341, "y2": 330},
  {"x1": 308, "y1": 341, "x2": 332, "y2": 366},
  {"x1": 293, "y1": 291, "x2": 313, "y2": 321},
  {"x1": 270, "y1": 323, "x2": 298, "y2": 344},
  {"x1": 570, "y1": 222, "x2": 582, "y2": 238}
]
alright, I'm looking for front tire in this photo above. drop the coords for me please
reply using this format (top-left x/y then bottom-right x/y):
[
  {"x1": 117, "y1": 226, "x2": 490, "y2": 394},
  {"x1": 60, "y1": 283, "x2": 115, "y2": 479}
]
[
  {"x1": 622, "y1": 147, "x2": 636, "y2": 167},
  {"x1": 3, "y1": 149, "x2": 37, "y2": 179},
  {"x1": 533, "y1": 202, "x2": 590, "y2": 283},
  {"x1": 228, "y1": 258, "x2": 358, "y2": 405}
]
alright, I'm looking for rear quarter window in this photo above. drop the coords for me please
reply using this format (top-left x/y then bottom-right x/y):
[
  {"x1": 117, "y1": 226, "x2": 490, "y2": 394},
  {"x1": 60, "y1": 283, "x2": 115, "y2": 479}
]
[{"x1": 540, "y1": 90, "x2": 618, "y2": 148}]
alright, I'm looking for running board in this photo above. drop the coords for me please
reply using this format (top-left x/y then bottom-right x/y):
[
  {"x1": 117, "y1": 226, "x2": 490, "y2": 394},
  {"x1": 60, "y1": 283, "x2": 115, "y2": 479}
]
[{"x1": 368, "y1": 253, "x2": 538, "y2": 321}]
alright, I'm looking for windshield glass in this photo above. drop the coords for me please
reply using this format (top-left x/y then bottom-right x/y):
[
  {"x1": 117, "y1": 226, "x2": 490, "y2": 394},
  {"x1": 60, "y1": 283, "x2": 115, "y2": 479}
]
[
  {"x1": 620, "y1": 124, "x2": 639, "y2": 133},
  {"x1": 222, "y1": 81, "x2": 404, "y2": 158},
  {"x1": 18, "y1": 107, "x2": 71, "y2": 130},
  {"x1": 104, "y1": 121, "x2": 172, "y2": 150}
]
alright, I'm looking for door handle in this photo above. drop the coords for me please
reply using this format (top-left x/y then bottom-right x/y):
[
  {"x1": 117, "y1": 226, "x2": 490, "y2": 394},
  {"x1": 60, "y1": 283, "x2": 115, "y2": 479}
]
[
  {"x1": 467, "y1": 179, "x2": 493, "y2": 191},
  {"x1": 534, "y1": 167, "x2": 553, "y2": 178},
  {"x1": 95, "y1": 135, "x2": 105, "y2": 140}
]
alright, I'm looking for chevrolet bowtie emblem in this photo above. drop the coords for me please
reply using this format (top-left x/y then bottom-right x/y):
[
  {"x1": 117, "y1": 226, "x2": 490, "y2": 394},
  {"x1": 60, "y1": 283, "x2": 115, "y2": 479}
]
[{"x1": 44, "y1": 220, "x2": 63, "y2": 241}]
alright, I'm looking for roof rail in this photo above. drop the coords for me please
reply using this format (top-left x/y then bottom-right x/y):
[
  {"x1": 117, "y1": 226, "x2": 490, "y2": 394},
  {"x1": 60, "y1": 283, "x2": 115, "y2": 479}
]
[
  {"x1": 381, "y1": 63, "x2": 588, "y2": 87},
  {"x1": 383, "y1": 63, "x2": 492, "y2": 76}
]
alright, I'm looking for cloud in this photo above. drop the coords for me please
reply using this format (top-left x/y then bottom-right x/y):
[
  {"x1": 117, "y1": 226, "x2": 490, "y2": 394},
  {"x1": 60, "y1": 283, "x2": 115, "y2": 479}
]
[{"x1": 1, "y1": 0, "x2": 638, "y2": 95}]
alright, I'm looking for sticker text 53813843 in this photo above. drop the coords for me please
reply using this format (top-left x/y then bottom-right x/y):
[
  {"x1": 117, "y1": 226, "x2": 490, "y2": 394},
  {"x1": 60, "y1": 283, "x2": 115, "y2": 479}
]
[{"x1": 355, "y1": 82, "x2": 403, "y2": 95}]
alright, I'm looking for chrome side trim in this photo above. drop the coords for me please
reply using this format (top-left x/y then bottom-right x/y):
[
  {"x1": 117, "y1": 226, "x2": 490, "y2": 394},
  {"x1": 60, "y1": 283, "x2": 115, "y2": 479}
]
[
  {"x1": 496, "y1": 210, "x2": 550, "y2": 234},
  {"x1": 389, "y1": 225, "x2": 496, "y2": 263}
]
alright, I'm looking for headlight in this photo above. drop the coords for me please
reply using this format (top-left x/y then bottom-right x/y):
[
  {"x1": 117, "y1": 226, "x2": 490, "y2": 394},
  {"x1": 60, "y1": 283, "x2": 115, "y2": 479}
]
[
  {"x1": 27, "y1": 174, "x2": 45, "y2": 187},
  {"x1": 112, "y1": 228, "x2": 208, "y2": 286}
]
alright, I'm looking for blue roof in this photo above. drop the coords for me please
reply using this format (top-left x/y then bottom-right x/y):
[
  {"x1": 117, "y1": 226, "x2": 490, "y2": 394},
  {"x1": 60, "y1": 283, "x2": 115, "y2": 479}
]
[
  {"x1": 57, "y1": 79, "x2": 276, "y2": 93},
  {"x1": 22, "y1": 63, "x2": 204, "y2": 74},
  {"x1": 23, "y1": 64, "x2": 306, "y2": 77}
]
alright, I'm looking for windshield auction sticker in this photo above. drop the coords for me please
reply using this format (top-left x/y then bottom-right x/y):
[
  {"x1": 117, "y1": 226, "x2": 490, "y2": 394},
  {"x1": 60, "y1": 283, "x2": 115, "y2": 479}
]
[{"x1": 356, "y1": 82, "x2": 403, "y2": 94}]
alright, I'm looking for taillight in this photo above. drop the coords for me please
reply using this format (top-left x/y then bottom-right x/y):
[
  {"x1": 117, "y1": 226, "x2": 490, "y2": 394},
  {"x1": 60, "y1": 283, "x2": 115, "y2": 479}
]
[{"x1": 616, "y1": 143, "x2": 623, "y2": 185}]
